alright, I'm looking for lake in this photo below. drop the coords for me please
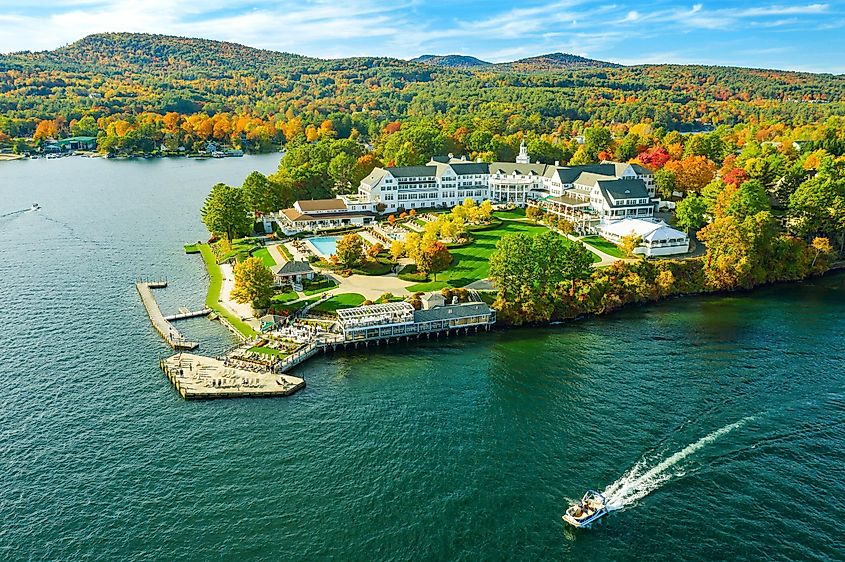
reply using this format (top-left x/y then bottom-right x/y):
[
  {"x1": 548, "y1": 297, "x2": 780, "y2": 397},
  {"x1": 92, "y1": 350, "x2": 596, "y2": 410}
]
[{"x1": 1, "y1": 155, "x2": 843, "y2": 561}]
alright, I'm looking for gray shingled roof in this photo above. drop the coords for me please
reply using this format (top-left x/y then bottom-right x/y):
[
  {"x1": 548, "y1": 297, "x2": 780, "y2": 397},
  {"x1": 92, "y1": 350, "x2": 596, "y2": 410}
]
[
  {"x1": 271, "y1": 261, "x2": 314, "y2": 275},
  {"x1": 387, "y1": 166, "x2": 437, "y2": 178},
  {"x1": 597, "y1": 179, "x2": 650, "y2": 205},
  {"x1": 413, "y1": 302, "x2": 493, "y2": 323},
  {"x1": 449, "y1": 162, "x2": 490, "y2": 175}
]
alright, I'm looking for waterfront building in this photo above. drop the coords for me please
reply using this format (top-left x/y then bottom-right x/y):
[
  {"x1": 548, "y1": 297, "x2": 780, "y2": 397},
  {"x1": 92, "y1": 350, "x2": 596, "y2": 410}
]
[
  {"x1": 596, "y1": 218, "x2": 690, "y2": 256},
  {"x1": 275, "y1": 196, "x2": 378, "y2": 234},
  {"x1": 336, "y1": 299, "x2": 496, "y2": 342},
  {"x1": 352, "y1": 140, "x2": 657, "y2": 227},
  {"x1": 276, "y1": 143, "x2": 657, "y2": 232}
]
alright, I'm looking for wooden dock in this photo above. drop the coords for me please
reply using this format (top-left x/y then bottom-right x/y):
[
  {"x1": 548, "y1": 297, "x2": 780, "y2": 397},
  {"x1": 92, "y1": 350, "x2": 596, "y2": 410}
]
[
  {"x1": 136, "y1": 281, "x2": 199, "y2": 350},
  {"x1": 163, "y1": 308, "x2": 212, "y2": 321},
  {"x1": 160, "y1": 353, "x2": 305, "y2": 400}
]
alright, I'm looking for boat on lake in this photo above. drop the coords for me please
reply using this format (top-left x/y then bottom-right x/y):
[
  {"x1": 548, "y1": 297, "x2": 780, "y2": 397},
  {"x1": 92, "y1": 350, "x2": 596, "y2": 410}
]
[{"x1": 562, "y1": 490, "x2": 609, "y2": 528}]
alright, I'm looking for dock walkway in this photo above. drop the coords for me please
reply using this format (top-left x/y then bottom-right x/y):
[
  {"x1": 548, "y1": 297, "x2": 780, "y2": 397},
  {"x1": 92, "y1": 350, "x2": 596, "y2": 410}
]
[{"x1": 136, "y1": 281, "x2": 199, "y2": 350}]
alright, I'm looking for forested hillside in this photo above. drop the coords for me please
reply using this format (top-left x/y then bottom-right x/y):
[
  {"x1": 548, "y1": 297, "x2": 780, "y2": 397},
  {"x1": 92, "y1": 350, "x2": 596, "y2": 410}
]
[{"x1": 1, "y1": 31, "x2": 844, "y2": 148}]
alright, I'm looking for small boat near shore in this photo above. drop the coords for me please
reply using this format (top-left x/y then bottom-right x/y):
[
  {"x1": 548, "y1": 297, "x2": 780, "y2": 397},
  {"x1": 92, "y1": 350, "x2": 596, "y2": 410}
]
[
  {"x1": 562, "y1": 490, "x2": 609, "y2": 528},
  {"x1": 30, "y1": 203, "x2": 41, "y2": 211}
]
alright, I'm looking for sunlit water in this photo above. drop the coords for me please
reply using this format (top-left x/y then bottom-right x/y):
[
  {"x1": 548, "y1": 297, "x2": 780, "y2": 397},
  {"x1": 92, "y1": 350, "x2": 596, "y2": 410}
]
[{"x1": 1, "y1": 156, "x2": 844, "y2": 561}]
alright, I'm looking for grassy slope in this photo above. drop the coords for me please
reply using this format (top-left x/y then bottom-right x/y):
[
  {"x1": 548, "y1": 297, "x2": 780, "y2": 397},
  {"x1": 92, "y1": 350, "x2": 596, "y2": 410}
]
[
  {"x1": 197, "y1": 244, "x2": 257, "y2": 337},
  {"x1": 581, "y1": 236, "x2": 627, "y2": 259},
  {"x1": 407, "y1": 220, "x2": 567, "y2": 292},
  {"x1": 252, "y1": 247, "x2": 276, "y2": 267},
  {"x1": 311, "y1": 293, "x2": 365, "y2": 313}
]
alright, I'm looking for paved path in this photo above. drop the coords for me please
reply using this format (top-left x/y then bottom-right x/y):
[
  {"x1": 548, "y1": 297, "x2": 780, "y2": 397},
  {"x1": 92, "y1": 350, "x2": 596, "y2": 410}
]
[
  {"x1": 267, "y1": 243, "x2": 289, "y2": 265},
  {"x1": 219, "y1": 263, "x2": 261, "y2": 329},
  {"x1": 326, "y1": 271, "x2": 415, "y2": 300}
]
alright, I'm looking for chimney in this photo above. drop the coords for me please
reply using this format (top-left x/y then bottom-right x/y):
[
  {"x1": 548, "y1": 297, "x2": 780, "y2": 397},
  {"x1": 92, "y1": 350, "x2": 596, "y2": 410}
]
[
  {"x1": 554, "y1": 160, "x2": 559, "y2": 167},
  {"x1": 461, "y1": 155, "x2": 467, "y2": 161},
  {"x1": 448, "y1": 153, "x2": 454, "y2": 158}
]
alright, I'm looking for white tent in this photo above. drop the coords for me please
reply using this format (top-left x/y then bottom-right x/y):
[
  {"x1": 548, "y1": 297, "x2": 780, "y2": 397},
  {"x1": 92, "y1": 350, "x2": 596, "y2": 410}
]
[{"x1": 597, "y1": 218, "x2": 689, "y2": 257}]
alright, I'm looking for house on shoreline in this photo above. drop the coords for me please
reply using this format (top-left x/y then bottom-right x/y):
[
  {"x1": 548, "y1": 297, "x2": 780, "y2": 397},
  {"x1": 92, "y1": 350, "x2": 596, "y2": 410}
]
[{"x1": 274, "y1": 142, "x2": 657, "y2": 233}]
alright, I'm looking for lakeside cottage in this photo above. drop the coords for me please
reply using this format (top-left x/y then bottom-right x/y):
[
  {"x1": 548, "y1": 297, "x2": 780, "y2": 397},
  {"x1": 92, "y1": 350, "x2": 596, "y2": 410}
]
[{"x1": 274, "y1": 141, "x2": 657, "y2": 233}]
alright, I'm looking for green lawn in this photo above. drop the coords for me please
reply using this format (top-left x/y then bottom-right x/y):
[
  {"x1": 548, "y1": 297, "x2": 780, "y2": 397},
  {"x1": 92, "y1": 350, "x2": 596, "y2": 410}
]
[
  {"x1": 276, "y1": 243, "x2": 293, "y2": 261},
  {"x1": 407, "y1": 219, "x2": 570, "y2": 291},
  {"x1": 581, "y1": 236, "x2": 627, "y2": 259},
  {"x1": 248, "y1": 345, "x2": 288, "y2": 357},
  {"x1": 197, "y1": 244, "x2": 257, "y2": 338},
  {"x1": 252, "y1": 247, "x2": 276, "y2": 267},
  {"x1": 271, "y1": 290, "x2": 299, "y2": 304},
  {"x1": 184, "y1": 243, "x2": 200, "y2": 254},
  {"x1": 493, "y1": 208, "x2": 526, "y2": 220},
  {"x1": 311, "y1": 293, "x2": 365, "y2": 314},
  {"x1": 303, "y1": 277, "x2": 338, "y2": 295}
]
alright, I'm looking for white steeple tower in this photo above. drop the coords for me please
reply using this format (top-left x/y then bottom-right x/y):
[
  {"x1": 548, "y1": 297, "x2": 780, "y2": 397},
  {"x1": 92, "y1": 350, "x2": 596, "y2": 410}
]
[{"x1": 516, "y1": 138, "x2": 530, "y2": 164}]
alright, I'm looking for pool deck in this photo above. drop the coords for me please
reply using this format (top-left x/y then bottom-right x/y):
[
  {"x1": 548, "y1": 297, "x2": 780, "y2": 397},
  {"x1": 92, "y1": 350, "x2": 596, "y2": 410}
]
[{"x1": 160, "y1": 353, "x2": 305, "y2": 400}]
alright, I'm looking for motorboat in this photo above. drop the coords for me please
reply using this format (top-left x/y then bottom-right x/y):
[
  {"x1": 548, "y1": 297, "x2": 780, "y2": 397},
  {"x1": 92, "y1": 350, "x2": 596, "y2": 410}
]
[
  {"x1": 562, "y1": 490, "x2": 609, "y2": 528},
  {"x1": 30, "y1": 203, "x2": 40, "y2": 211}
]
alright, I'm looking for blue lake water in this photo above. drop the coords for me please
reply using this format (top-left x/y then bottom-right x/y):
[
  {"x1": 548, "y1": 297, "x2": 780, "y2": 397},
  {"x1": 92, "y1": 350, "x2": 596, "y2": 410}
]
[{"x1": 1, "y1": 155, "x2": 844, "y2": 561}]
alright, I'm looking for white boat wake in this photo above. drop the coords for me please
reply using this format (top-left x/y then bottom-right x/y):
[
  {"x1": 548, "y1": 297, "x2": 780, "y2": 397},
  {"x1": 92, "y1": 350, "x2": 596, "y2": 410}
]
[{"x1": 601, "y1": 415, "x2": 755, "y2": 511}]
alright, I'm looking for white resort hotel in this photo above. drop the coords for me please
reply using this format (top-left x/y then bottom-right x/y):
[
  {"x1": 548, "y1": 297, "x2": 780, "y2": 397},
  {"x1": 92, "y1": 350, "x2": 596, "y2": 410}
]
[{"x1": 274, "y1": 141, "x2": 688, "y2": 255}]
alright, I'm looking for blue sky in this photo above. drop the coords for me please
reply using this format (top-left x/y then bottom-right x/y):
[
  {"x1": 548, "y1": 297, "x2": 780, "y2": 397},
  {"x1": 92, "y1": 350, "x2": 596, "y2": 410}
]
[{"x1": 1, "y1": 0, "x2": 844, "y2": 73}]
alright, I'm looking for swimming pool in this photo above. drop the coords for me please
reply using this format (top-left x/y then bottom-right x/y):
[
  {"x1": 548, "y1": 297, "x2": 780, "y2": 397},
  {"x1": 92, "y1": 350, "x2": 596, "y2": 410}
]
[{"x1": 308, "y1": 236, "x2": 341, "y2": 257}]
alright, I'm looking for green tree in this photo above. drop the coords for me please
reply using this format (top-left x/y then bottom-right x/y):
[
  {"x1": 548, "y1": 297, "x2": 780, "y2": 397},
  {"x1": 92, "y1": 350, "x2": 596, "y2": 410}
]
[
  {"x1": 241, "y1": 171, "x2": 284, "y2": 215},
  {"x1": 584, "y1": 126, "x2": 612, "y2": 160},
  {"x1": 201, "y1": 183, "x2": 252, "y2": 241},
  {"x1": 726, "y1": 179, "x2": 770, "y2": 219},
  {"x1": 560, "y1": 241, "x2": 595, "y2": 291},
  {"x1": 675, "y1": 193, "x2": 708, "y2": 232},
  {"x1": 654, "y1": 168, "x2": 677, "y2": 199},
  {"x1": 789, "y1": 159, "x2": 845, "y2": 253},
  {"x1": 328, "y1": 152, "x2": 357, "y2": 193},
  {"x1": 335, "y1": 233, "x2": 365, "y2": 268},
  {"x1": 71, "y1": 115, "x2": 98, "y2": 137},
  {"x1": 230, "y1": 256, "x2": 274, "y2": 310}
]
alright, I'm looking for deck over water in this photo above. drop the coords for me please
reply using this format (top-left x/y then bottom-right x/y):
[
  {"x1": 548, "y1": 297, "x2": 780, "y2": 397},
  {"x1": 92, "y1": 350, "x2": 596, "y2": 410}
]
[
  {"x1": 160, "y1": 354, "x2": 305, "y2": 399},
  {"x1": 136, "y1": 281, "x2": 199, "y2": 350}
]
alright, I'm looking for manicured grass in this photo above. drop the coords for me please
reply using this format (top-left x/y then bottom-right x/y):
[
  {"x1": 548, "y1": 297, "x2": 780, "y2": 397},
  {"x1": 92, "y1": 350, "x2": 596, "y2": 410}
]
[
  {"x1": 311, "y1": 293, "x2": 365, "y2": 314},
  {"x1": 303, "y1": 277, "x2": 338, "y2": 295},
  {"x1": 352, "y1": 258, "x2": 393, "y2": 276},
  {"x1": 197, "y1": 244, "x2": 257, "y2": 338},
  {"x1": 248, "y1": 345, "x2": 288, "y2": 357},
  {"x1": 406, "y1": 219, "x2": 568, "y2": 291},
  {"x1": 581, "y1": 236, "x2": 627, "y2": 259},
  {"x1": 493, "y1": 208, "x2": 526, "y2": 220},
  {"x1": 272, "y1": 297, "x2": 319, "y2": 315},
  {"x1": 276, "y1": 243, "x2": 293, "y2": 261},
  {"x1": 271, "y1": 290, "x2": 299, "y2": 304},
  {"x1": 252, "y1": 247, "x2": 276, "y2": 267}
]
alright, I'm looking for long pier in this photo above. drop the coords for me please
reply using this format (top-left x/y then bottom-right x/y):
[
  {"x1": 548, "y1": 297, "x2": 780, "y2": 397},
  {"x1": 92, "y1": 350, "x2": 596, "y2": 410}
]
[{"x1": 136, "y1": 281, "x2": 199, "y2": 350}]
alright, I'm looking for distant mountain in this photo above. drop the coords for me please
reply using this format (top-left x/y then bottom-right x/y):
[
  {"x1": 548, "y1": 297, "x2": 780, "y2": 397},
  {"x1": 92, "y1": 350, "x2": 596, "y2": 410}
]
[
  {"x1": 7, "y1": 32, "x2": 317, "y2": 75},
  {"x1": 499, "y1": 52, "x2": 622, "y2": 71},
  {"x1": 411, "y1": 54, "x2": 492, "y2": 68}
]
